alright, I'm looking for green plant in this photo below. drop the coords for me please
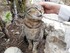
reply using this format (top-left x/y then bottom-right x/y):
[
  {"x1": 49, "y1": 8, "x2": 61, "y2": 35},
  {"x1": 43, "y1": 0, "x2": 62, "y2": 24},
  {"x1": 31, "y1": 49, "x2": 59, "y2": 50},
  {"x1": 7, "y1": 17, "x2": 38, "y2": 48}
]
[{"x1": 3, "y1": 11, "x2": 12, "y2": 23}]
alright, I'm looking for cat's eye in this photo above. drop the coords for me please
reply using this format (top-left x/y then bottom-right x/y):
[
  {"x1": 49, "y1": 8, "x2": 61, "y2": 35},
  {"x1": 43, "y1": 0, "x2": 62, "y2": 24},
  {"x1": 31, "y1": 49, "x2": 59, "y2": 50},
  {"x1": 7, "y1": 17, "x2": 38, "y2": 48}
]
[{"x1": 28, "y1": 8, "x2": 36, "y2": 13}]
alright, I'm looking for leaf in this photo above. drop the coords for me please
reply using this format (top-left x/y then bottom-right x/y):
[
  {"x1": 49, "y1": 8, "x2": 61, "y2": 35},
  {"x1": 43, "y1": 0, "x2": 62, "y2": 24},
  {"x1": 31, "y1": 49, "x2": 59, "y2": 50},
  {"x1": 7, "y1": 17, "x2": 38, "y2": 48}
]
[
  {"x1": 6, "y1": 12, "x2": 11, "y2": 20},
  {"x1": 3, "y1": 11, "x2": 12, "y2": 23}
]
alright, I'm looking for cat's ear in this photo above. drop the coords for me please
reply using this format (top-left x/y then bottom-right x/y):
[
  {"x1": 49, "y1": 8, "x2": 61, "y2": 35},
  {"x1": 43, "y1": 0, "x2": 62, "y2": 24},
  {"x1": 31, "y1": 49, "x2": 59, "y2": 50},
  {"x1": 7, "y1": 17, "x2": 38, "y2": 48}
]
[
  {"x1": 26, "y1": 0, "x2": 32, "y2": 6},
  {"x1": 32, "y1": 4, "x2": 44, "y2": 13}
]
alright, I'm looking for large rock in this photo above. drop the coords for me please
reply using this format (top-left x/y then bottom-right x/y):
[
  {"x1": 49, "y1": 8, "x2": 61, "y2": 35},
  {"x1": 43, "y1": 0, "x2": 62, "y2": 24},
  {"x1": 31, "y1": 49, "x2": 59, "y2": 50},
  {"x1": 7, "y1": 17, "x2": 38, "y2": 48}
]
[
  {"x1": 64, "y1": 22, "x2": 70, "y2": 49},
  {"x1": 42, "y1": 14, "x2": 67, "y2": 53}
]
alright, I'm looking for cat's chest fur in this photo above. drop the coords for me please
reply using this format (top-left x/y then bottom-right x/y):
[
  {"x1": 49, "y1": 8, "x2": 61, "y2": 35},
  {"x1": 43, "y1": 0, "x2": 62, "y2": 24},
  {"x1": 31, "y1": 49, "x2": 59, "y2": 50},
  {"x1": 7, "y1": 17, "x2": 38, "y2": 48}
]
[{"x1": 23, "y1": 18, "x2": 45, "y2": 41}]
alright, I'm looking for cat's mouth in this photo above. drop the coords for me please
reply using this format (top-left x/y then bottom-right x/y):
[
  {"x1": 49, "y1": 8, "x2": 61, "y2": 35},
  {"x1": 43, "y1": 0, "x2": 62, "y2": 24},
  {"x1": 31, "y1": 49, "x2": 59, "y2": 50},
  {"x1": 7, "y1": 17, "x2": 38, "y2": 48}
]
[{"x1": 26, "y1": 13, "x2": 43, "y2": 20}]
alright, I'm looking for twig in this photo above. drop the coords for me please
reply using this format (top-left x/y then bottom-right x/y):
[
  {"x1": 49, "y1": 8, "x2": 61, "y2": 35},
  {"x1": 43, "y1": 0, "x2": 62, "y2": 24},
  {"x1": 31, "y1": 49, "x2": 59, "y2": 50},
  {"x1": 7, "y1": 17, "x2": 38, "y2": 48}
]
[{"x1": 0, "y1": 17, "x2": 9, "y2": 39}]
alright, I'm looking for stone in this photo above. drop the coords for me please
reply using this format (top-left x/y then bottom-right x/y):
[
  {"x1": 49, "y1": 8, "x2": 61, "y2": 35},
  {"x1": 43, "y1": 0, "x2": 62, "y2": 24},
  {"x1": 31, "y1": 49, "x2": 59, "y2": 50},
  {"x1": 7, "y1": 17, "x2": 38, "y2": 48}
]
[
  {"x1": 4, "y1": 47, "x2": 23, "y2": 53},
  {"x1": 42, "y1": 14, "x2": 67, "y2": 53},
  {"x1": 64, "y1": 22, "x2": 70, "y2": 49}
]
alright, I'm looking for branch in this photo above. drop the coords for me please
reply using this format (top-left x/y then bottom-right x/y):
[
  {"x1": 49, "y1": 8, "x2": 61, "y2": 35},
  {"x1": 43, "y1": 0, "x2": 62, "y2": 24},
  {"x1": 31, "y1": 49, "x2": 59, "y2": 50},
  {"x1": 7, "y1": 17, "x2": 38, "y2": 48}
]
[{"x1": 0, "y1": 17, "x2": 9, "y2": 39}]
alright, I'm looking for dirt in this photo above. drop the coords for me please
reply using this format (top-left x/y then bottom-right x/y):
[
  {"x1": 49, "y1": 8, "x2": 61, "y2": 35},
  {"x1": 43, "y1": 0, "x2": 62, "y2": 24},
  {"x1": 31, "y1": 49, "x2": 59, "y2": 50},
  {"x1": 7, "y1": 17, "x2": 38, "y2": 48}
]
[{"x1": 0, "y1": 20, "x2": 45, "y2": 53}]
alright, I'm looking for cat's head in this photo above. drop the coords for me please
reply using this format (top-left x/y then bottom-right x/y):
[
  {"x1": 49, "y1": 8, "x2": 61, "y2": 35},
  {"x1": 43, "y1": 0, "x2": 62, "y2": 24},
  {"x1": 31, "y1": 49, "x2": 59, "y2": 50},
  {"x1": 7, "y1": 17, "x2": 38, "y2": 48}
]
[{"x1": 25, "y1": 4, "x2": 44, "y2": 21}]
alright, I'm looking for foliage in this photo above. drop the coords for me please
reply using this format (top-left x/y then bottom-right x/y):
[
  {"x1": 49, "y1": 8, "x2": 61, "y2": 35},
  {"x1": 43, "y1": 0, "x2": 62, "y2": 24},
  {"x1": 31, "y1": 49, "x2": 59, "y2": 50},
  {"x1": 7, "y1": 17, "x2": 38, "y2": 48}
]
[{"x1": 3, "y1": 11, "x2": 12, "y2": 23}]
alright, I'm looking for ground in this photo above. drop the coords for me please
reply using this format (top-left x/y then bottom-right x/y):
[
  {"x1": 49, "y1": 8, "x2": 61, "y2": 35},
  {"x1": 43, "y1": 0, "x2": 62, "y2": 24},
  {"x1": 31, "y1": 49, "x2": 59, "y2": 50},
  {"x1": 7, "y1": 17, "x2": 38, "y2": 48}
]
[{"x1": 0, "y1": 21, "x2": 46, "y2": 53}]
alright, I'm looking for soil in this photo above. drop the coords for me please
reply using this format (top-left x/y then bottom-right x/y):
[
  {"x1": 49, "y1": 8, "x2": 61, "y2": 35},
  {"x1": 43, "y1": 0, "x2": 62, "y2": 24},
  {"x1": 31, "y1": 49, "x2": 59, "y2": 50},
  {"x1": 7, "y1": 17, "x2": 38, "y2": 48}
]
[{"x1": 0, "y1": 21, "x2": 45, "y2": 53}]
